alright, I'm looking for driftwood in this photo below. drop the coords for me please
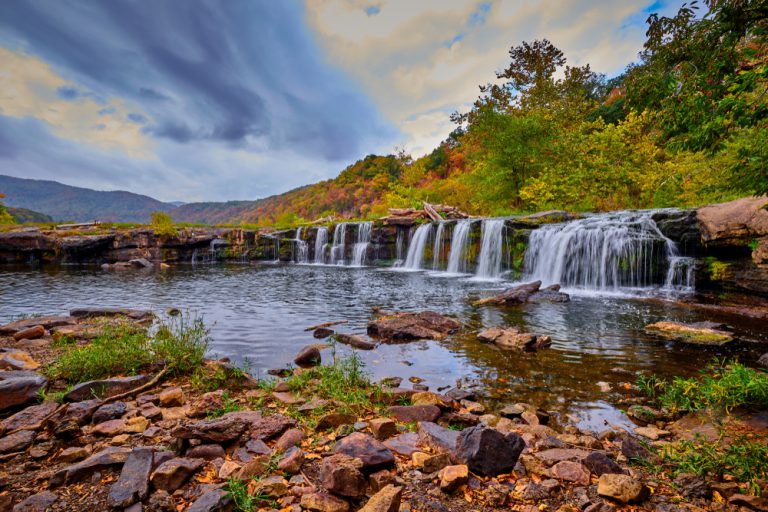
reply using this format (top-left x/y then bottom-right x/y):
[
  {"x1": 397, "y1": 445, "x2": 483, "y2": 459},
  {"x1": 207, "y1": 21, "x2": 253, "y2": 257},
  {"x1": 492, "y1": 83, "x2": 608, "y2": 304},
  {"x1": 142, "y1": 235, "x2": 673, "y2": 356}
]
[
  {"x1": 306, "y1": 216, "x2": 334, "y2": 225},
  {"x1": 382, "y1": 203, "x2": 470, "y2": 225},
  {"x1": 304, "y1": 320, "x2": 348, "y2": 332}
]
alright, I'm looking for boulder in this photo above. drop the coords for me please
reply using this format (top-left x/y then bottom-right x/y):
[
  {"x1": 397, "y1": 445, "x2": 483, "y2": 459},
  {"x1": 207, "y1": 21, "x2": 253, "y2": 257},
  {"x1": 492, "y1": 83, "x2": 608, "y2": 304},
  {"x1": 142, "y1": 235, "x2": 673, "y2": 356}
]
[
  {"x1": 597, "y1": 473, "x2": 649, "y2": 503},
  {"x1": 320, "y1": 453, "x2": 366, "y2": 497},
  {"x1": 387, "y1": 405, "x2": 441, "y2": 423},
  {"x1": 334, "y1": 333, "x2": 376, "y2": 350},
  {"x1": 301, "y1": 492, "x2": 350, "y2": 512},
  {"x1": 249, "y1": 413, "x2": 296, "y2": 440},
  {"x1": 454, "y1": 426, "x2": 525, "y2": 476},
  {"x1": 367, "y1": 311, "x2": 461, "y2": 342},
  {"x1": 438, "y1": 465, "x2": 469, "y2": 493},
  {"x1": 107, "y1": 447, "x2": 154, "y2": 508},
  {"x1": 477, "y1": 327, "x2": 552, "y2": 351},
  {"x1": 0, "y1": 400, "x2": 57, "y2": 434},
  {"x1": 150, "y1": 457, "x2": 203, "y2": 492},
  {"x1": 64, "y1": 375, "x2": 150, "y2": 402},
  {"x1": 697, "y1": 196, "x2": 768, "y2": 246},
  {"x1": 645, "y1": 321, "x2": 733, "y2": 346},
  {"x1": 0, "y1": 429, "x2": 35, "y2": 453},
  {"x1": 333, "y1": 432, "x2": 395, "y2": 471},
  {"x1": 0, "y1": 371, "x2": 48, "y2": 411},
  {"x1": 359, "y1": 484, "x2": 402, "y2": 512},
  {"x1": 294, "y1": 346, "x2": 322, "y2": 366},
  {"x1": 313, "y1": 327, "x2": 334, "y2": 339}
]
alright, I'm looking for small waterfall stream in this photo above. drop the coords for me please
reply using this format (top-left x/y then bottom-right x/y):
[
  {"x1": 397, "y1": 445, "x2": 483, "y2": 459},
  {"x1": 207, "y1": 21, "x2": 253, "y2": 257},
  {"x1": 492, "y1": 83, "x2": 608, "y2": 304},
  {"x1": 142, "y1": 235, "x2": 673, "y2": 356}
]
[
  {"x1": 351, "y1": 222, "x2": 373, "y2": 266},
  {"x1": 330, "y1": 223, "x2": 347, "y2": 265},
  {"x1": 402, "y1": 224, "x2": 432, "y2": 270},
  {"x1": 294, "y1": 228, "x2": 309, "y2": 264},
  {"x1": 445, "y1": 220, "x2": 474, "y2": 274},
  {"x1": 432, "y1": 222, "x2": 445, "y2": 270},
  {"x1": 314, "y1": 227, "x2": 328, "y2": 264},
  {"x1": 394, "y1": 229, "x2": 405, "y2": 267},
  {"x1": 474, "y1": 219, "x2": 505, "y2": 280}
]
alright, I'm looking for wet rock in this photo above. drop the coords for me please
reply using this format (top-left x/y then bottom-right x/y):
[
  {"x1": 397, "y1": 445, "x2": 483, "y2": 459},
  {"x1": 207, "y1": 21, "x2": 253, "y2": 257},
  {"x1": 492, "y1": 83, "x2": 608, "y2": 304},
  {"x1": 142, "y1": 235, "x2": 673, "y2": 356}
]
[
  {"x1": 499, "y1": 404, "x2": 525, "y2": 418},
  {"x1": 597, "y1": 473, "x2": 649, "y2": 503},
  {"x1": 313, "y1": 328, "x2": 334, "y2": 339},
  {"x1": 249, "y1": 413, "x2": 296, "y2": 440},
  {"x1": 172, "y1": 411, "x2": 261, "y2": 442},
  {"x1": 320, "y1": 453, "x2": 366, "y2": 497},
  {"x1": 150, "y1": 457, "x2": 203, "y2": 492},
  {"x1": 0, "y1": 400, "x2": 57, "y2": 434},
  {"x1": 475, "y1": 280, "x2": 569, "y2": 306},
  {"x1": 382, "y1": 432, "x2": 420, "y2": 456},
  {"x1": 645, "y1": 321, "x2": 733, "y2": 346},
  {"x1": 627, "y1": 404, "x2": 671, "y2": 424},
  {"x1": 334, "y1": 333, "x2": 376, "y2": 350},
  {"x1": 417, "y1": 422, "x2": 459, "y2": 454},
  {"x1": 0, "y1": 348, "x2": 40, "y2": 370},
  {"x1": 477, "y1": 327, "x2": 551, "y2": 351},
  {"x1": 186, "y1": 444, "x2": 226, "y2": 460},
  {"x1": 317, "y1": 413, "x2": 357, "y2": 431},
  {"x1": 438, "y1": 464, "x2": 468, "y2": 493},
  {"x1": 11, "y1": 491, "x2": 58, "y2": 512},
  {"x1": 0, "y1": 429, "x2": 35, "y2": 453},
  {"x1": 69, "y1": 307, "x2": 153, "y2": 321},
  {"x1": 387, "y1": 405, "x2": 441, "y2": 423},
  {"x1": 0, "y1": 371, "x2": 48, "y2": 412},
  {"x1": 446, "y1": 388, "x2": 475, "y2": 401},
  {"x1": 379, "y1": 377, "x2": 402, "y2": 388},
  {"x1": 369, "y1": 418, "x2": 398, "y2": 441},
  {"x1": 583, "y1": 451, "x2": 624, "y2": 476},
  {"x1": 64, "y1": 375, "x2": 150, "y2": 402},
  {"x1": 92, "y1": 402, "x2": 127, "y2": 424},
  {"x1": 253, "y1": 475, "x2": 289, "y2": 497},
  {"x1": 186, "y1": 488, "x2": 233, "y2": 512},
  {"x1": 455, "y1": 426, "x2": 525, "y2": 476},
  {"x1": 294, "y1": 346, "x2": 322, "y2": 366},
  {"x1": 158, "y1": 387, "x2": 184, "y2": 407},
  {"x1": 551, "y1": 461, "x2": 590, "y2": 485},
  {"x1": 278, "y1": 447, "x2": 305, "y2": 474},
  {"x1": 107, "y1": 446, "x2": 154, "y2": 508},
  {"x1": 367, "y1": 311, "x2": 461, "y2": 342},
  {"x1": 274, "y1": 428, "x2": 305, "y2": 452},
  {"x1": 360, "y1": 484, "x2": 402, "y2": 512},
  {"x1": 333, "y1": 432, "x2": 395, "y2": 470},
  {"x1": 301, "y1": 492, "x2": 350, "y2": 512},
  {"x1": 51, "y1": 447, "x2": 132, "y2": 486}
]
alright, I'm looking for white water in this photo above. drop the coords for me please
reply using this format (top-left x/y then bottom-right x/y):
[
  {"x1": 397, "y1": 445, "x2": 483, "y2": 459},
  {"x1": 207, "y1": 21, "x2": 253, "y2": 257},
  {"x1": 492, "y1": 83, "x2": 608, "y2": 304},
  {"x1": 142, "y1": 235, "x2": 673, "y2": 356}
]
[
  {"x1": 401, "y1": 224, "x2": 432, "y2": 270},
  {"x1": 445, "y1": 220, "x2": 474, "y2": 274},
  {"x1": 351, "y1": 222, "x2": 373, "y2": 267},
  {"x1": 314, "y1": 227, "x2": 328, "y2": 264},
  {"x1": 524, "y1": 211, "x2": 689, "y2": 291},
  {"x1": 474, "y1": 219, "x2": 505, "y2": 280},
  {"x1": 393, "y1": 229, "x2": 406, "y2": 267},
  {"x1": 294, "y1": 228, "x2": 309, "y2": 264},
  {"x1": 664, "y1": 256, "x2": 695, "y2": 291},
  {"x1": 329, "y1": 223, "x2": 347, "y2": 265},
  {"x1": 432, "y1": 222, "x2": 445, "y2": 270}
]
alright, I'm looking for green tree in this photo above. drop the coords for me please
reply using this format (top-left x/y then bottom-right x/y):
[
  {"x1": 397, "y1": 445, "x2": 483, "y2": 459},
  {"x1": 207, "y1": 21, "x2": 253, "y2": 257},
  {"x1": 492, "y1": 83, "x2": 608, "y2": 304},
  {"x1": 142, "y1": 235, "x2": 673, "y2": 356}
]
[
  {"x1": 150, "y1": 211, "x2": 178, "y2": 236},
  {"x1": 0, "y1": 193, "x2": 15, "y2": 225}
]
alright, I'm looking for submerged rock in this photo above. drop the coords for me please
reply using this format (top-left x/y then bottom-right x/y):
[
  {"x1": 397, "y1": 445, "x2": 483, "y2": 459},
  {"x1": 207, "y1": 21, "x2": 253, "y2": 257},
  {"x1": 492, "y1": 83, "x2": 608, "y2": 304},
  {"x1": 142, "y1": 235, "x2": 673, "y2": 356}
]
[
  {"x1": 334, "y1": 333, "x2": 376, "y2": 350},
  {"x1": 477, "y1": 327, "x2": 552, "y2": 351},
  {"x1": 367, "y1": 311, "x2": 461, "y2": 342},
  {"x1": 474, "y1": 281, "x2": 569, "y2": 306},
  {"x1": 645, "y1": 321, "x2": 733, "y2": 346}
]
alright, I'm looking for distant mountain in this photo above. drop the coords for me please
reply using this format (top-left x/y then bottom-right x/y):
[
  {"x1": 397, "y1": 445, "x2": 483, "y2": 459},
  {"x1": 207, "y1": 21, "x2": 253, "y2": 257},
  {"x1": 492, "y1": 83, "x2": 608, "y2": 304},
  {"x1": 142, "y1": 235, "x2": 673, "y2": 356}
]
[
  {"x1": 0, "y1": 175, "x2": 176, "y2": 223},
  {"x1": 6, "y1": 207, "x2": 53, "y2": 223}
]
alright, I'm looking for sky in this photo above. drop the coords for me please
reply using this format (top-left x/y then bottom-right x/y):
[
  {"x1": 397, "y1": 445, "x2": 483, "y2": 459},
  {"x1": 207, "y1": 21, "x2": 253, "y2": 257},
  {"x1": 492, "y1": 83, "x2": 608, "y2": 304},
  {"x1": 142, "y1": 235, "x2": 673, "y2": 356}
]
[{"x1": 0, "y1": 0, "x2": 681, "y2": 203}]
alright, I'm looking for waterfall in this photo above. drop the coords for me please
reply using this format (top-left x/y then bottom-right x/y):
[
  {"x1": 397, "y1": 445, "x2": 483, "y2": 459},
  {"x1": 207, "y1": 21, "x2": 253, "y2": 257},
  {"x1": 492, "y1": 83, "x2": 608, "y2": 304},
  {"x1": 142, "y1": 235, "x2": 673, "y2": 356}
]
[
  {"x1": 664, "y1": 256, "x2": 695, "y2": 291},
  {"x1": 351, "y1": 222, "x2": 373, "y2": 266},
  {"x1": 401, "y1": 224, "x2": 432, "y2": 270},
  {"x1": 314, "y1": 227, "x2": 328, "y2": 264},
  {"x1": 330, "y1": 223, "x2": 347, "y2": 265},
  {"x1": 432, "y1": 222, "x2": 445, "y2": 270},
  {"x1": 524, "y1": 211, "x2": 687, "y2": 291},
  {"x1": 446, "y1": 220, "x2": 474, "y2": 274},
  {"x1": 191, "y1": 248, "x2": 198, "y2": 265},
  {"x1": 294, "y1": 228, "x2": 309, "y2": 264},
  {"x1": 394, "y1": 229, "x2": 405, "y2": 267},
  {"x1": 474, "y1": 219, "x2": 505, "y2": 280},
  {"x1": 273, "y1": 236, "x2": 280, "y2": 262}
]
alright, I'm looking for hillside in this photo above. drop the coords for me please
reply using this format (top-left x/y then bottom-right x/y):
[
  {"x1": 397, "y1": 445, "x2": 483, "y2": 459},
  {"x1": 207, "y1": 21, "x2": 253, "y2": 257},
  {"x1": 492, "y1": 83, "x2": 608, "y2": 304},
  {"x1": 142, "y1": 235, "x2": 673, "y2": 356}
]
[
  {"x1": 6, "y1": 207, "x2": 52, "y2": 223},
  {"x1": 0, "y1": 175, "x2": 176, "y2": 223}
]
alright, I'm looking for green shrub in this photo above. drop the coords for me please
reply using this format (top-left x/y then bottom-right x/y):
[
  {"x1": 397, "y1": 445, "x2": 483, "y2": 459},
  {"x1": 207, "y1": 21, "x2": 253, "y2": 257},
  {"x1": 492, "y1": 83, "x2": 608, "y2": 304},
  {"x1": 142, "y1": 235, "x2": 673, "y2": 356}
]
[{"x1": 150, "y1": 211, "x2": 178, "y2": 237}]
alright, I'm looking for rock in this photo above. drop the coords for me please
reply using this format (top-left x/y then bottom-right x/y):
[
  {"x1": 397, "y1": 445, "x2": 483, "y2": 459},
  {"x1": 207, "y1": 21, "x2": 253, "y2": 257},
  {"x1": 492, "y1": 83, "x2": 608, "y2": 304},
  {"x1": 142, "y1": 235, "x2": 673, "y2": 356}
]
[
  {"x1": 417, "y1": 422, "x2": 459, "y2": 454},
  {"x1": 150, "y1": 457, "x2": 203, "y2": 492},
  {"x1": 186, "y1": 488, "x2": 233, "y2": 512},
  {"x1": 620, "y1": 436, "x2": 652, "y2": 461},
  {"x1": 334, "y1": 432, "x2": 395, "y2": 470},
  {"x1": 92, "y1": 419, "x2": 126, "y2": 436},
  {"x1": 301, "y1": 492, "x2": 350, "y2": 512},
  {"x1": 0, "y1": 400, "x2": 57, "y2": 434},
  {"x1": 0, "y1": 349, "x2": 40, "y2": 370},
  {"x1": 253, "y1": 475, "x2": 289, "y2": 497},
  {"x1": 298, "y1": 397, "x2": 329, "y2": 413},
  {"x1": 237, "y1": 455, "x2": 270, "y2": 480},
  {"x1": 334, "y1": 333, "x2": 376, "y2": 350},
  {"x1": 218, "y1": 461, "x2": 242, "y2": 480},
  {"x1": 11, "y1": 491, "x2": 58, "y2": 512},
  {"x1": 438, "y1": 413, "x2": 479, "y2": 429},
  {"x1": 317, "y1": 413, "x2": 357, "y2": 431},
  {"x1": 51, "y1": 447, "x2": 132, "y2": 486},
  {"x1": 474, "y1": 280, "x2": 569, "y2": 306},
  {"x1": 367, "y1": 311, "x2": 461, "y2": 342},
  {"x1": 368, "y1": 469, "x2": 394, "y2": 493},
  {"x1": 597, "y1": 473, "x2": 649, "y2": 503},
  {"x1": 360, "y1": 484, "x2": 402, "y2": 512},
  {"x1": 759, "y1": 353, "x2": 768, "y2": 369},
  {"x1": 455, "y1": 426, "x2": 525, "y2": 476},
  {"x1": 634, "y1": 425, "x2": 670, "y2": 440},
  {"x1": 172, "y1": 411, "x2": 262, "y2": 442},
  {"x1": 383, "y1": 432, "x2": 420, "y2": 456},
  {"x1": 551, "y1": 461, "x2": 590, "y2": 485},
  {"x1": 188, "y1": 390, "x2": 225, "y2": 418},
  {"x1": 64, "y1": 375, "x2": 150, "y2": 402},
  {"x1": 278, "y1": 447, "x2": 305, "y2": 474},
  {"x1": 274, "y1": 428, "x2": 305, "y2": 452},
  {"x1": 697, "y1": 196, "x2": 768, "y2": 245},
  {"x1": 92, "y1": 402, "x2": 127, "y2": 424},
  {"x1": 460, "y1": 400, "x2": 485, "y2": 415},
  {"x1": 11, "y1": 325, "x2": 46, "y2": 342},
  {"x1": 313, "y1": 328, "x2": 334, "y2": 339},
  {"x1": 125, "y1": 416, "x2": 149, "y2": 433},
  {"x1": 674, "y1": 473, "x2": 711, "y2": 500},
  {"x1": 294, "y1": 346, "x2": 322, "y2": 366},
  {"x1": 69, "y1": 307, "x2": 153, "y2": 321},
  {"x1": 320, "y1": 453, "x2": 366, "y2": 497},
  {"x1": 438, "y1": 464, "x2": 468, "y2": 493},
  {"x1": 728, "y1": 493, "x2": 768, "y2": 511},
  {"x1": 667, "y1": 412, "x2": 720, "y2": 442},
  {"x1": 645, "y1": 321, "x2": 733, "y2": 346},
  {"x1": 583, "y1": 451, "x2": 624, "y2": 476},
  {"x1": 186, "y1": 444, "x2": 226, "y2": 461},
  {"x1": 477, "y1": 327, "x2": 551, "y2": 351},
  {"x1": 369, "y1": 418, "x2": 398, "y2": 441},
  {"x1": 249, "y1": 413, "x2": 296, "y2": 440},
  {"x1": 627, "y1": 404, "x2": 670, "y2": 424},
  {"x1": 272, "y1": 391, "x2": 302, "y2": 404},
  {"x1": 107, "y1": 447, "x2": 154, "y2": 508},
  {"x1": 58, "y1": 446, "x2": 91, "y2": 463},
  {"x1": 0, "y1": 371, "x2": 48, "y2": 411},
  {"x1": 387, "y1": 405, "x2": 441, "y2": 423},
  {"x1": 147, "y1": 490, "x2": 176, "y2": 512},
  {"x1": 0, "y1": 429, "x2": 35, "y2": 453},
  {"x1": 423, "y1": 453, "x2": 451, "y2": 474},
  {"x1": 158, "y1": 387, "x2": 184, "y2": 407},
  {"x1": 0, "y1": 315, "x2": 74, "y2": 335},
  {"x1": 535, "y1": 448, "x2": 591, "y2": 466},
  {"x1": 245, "y1": 438, "x2": 271, "y2": 455}
]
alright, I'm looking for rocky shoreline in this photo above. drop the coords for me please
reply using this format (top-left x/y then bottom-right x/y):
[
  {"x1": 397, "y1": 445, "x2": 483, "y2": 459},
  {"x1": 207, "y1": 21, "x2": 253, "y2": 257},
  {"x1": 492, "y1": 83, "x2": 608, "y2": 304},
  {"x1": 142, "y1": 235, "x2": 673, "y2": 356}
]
[{"x1": 1, "y1": 307, "x2": 766, "y2": 512}]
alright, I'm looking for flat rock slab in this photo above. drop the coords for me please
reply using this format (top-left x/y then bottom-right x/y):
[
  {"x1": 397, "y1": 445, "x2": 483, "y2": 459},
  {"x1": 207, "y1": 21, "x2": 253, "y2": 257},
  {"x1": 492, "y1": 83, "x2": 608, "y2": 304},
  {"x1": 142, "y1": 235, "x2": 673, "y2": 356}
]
[
  {"x1": 64, "y1": 375, "x2": 150, "y2": 402},
  {"x1": 0, "y1": 349, "x2": 40, "y2": 370},
  {"x1": 150, "y1": 457, "x2": 204, "y2": 492},
  {"x1": 0, "y1": 429, "x2": 35, "y2": 453},
  {"x1": 11, "y1": 491, "x2": 58, "y2": 512},
  {"x1": 534, "y1": 448, "x2": 591, "y2": 466},
  {"x1": 367, "y1": 311, "x2": 461, "y2": 342},
  {"x1": 172, "y1": 411, "x2": 262, "y2": 443},
  {"x1": 0, "y1": 400, "x2": 58, "y2": 434},
  {"x1": 187, "y1": 488, "x2": 233, "y2": 512},
  {"x1": 0, "y1": 315, "x2": 75, "y2": 335},
  {"x1": 417, "y1": 422, "x2": 459, "y2": 455},
  {"x1": 108, "y1": 447, "x2": 154, "y2": 508},
  {"x1": 383, "y1": 432, "x2": 420, "y2": 456},
  {"x1": 69, "y1": 308, "x2": 153, "y2": 320},
  {"x1": 387, "y1": 405, "x2": 441, "y2": 423},
  {"x1": 51, "y1": 447, "x2": 132, "y2": 486},
  {"x1": 645, "y1": 321, "x2": 733, "y2": 346},
  {"x1": 0, "y1": 371, "x2": 48, "y2": 412},
  {"x1": 477, "y1": 327, "x2": 551, "y2": 351}
]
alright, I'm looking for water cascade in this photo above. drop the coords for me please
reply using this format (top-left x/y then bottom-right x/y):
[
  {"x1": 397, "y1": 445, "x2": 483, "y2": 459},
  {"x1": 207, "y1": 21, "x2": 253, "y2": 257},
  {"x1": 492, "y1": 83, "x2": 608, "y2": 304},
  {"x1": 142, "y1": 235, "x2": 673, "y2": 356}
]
[
  {"x1": 394, "y1": 229, "x2": 405, "y2": 267},
  {"x1": 272, "y1": 236, "x2": 280, "y2": 263},
  {"x1": 314, "y1": 227, "x2": 328, "y2": 264},
  {"x1": 402, "y1": 224, "x2": 432, "y2": 270},
  {"x1": 351, "y1": 222, "x2": 373, "y2": 266},
  {"x1": 330, "y1": 223, "x2": 347, "y2": 265},
  {"x1": 445, "y1": 220, "x2": 474, "y2": 274},
  {"x1": 474, "y1": 219, "x2": 506, "y2": 280},
  {"x1": 294, "y1": 228, "x2": 309, "y2": 264},
  {"x1": 432, "y1": 222, "x2": 445, "y2": 270},
  {"x1": 664, "y1": 256, "x2": 695, "y2": 291},
  {"x1": 524, "y1": 211, "x2": 689, "y2": 291}
]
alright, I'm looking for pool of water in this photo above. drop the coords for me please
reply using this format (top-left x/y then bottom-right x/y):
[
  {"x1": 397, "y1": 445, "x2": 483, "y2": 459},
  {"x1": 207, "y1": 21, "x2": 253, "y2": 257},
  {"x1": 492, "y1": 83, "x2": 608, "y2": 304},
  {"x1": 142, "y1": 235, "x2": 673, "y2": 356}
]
[{"x1": 1, "y1": 263, "x2": 765, "y2": 431}]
